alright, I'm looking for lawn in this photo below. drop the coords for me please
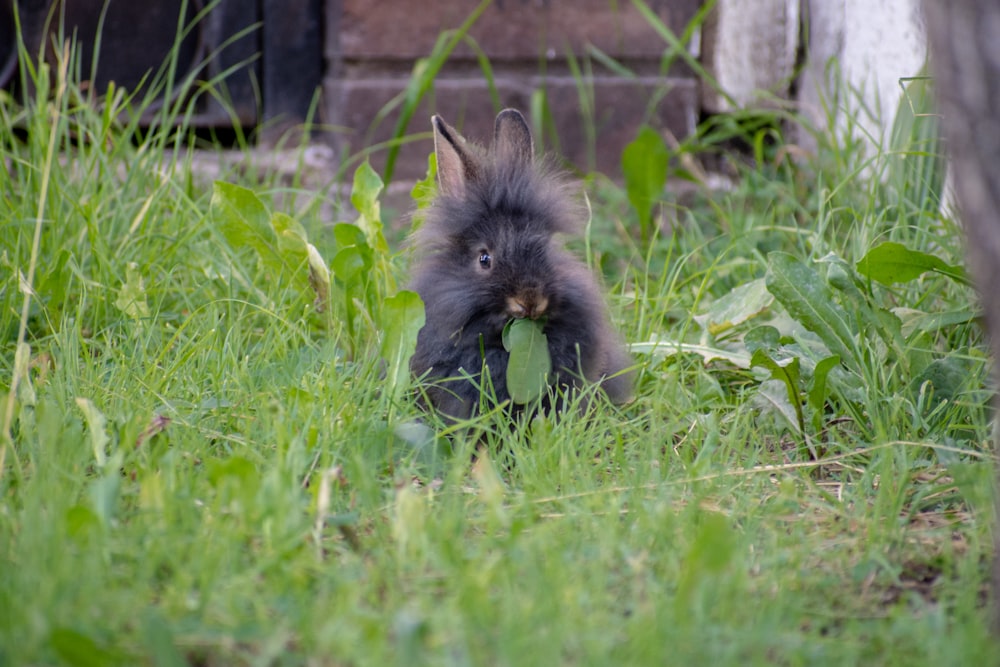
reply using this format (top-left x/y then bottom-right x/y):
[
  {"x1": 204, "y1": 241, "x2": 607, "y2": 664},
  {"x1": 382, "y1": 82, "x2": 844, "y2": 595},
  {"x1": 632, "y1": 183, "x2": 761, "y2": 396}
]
[{"x1": 1, "y1": 22, "x2": 997, "y2": 667}]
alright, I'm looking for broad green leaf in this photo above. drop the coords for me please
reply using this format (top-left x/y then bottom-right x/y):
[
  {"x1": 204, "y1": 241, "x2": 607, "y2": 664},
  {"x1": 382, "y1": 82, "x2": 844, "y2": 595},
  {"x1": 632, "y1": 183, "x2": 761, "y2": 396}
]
[
  {"x1": 621, "y1": 126, "x2": 668, "y2": 238},
  {"x1": 765, "y1": 252, "x2": 860, "y2": 372},
  {"x1": 272, "y1": 212, "x2": 309, "y2": 257},
  {"x1": 210, "y1": 181, "x2": 285, "y2": 273},
  {"x1": 750, "y1": 349, "x2": 801, "y2": 390},
  {"x1": 351, "y1": 161, "x2": 388, "y2": 254},
  {"x1": 743, "y1": 325, "x2": 781, "y2": 355},
  {"x1": 746, "y1": 325, "x2": 841, "y2": 435},
  {"x1": 750, "y1": 348, "x2": 803, "y2": 434},
  {"x1": 351, "y1": 161, "x2": 384, "y2": 222},
  {"x1": 502, "y1": 318, "x2": 552, "y2": 404},
  {"x1": 271, "y1": 212, "x2": 315, "y2": 294},
  {"x1": 808, "y1": 355, "x2": 841, "y2": 430},
  {"x1": 754, "y1": 379, "x2": 803, "y2": 435},
  {"x1": 333, "y1": 222, "x2": 368, "y2": 250},
  {"x1": 856, "y1": 242, "x2": 967, "y2": 286},
  {"x1": 821, "y1": 252, "x2": 907, "y2": 364},
  {"x1": 695, "y1": 278, "x2": 773, "y2": 335},
  {"x1": 410, "y1": 153, "x2": 437, "y2": 211},
  {"x1": 271, "y1": 212, "x2": 329, "y2": 310},
  {"x1": 332, "y1": 246, "x2": 371, "y2": 288},
  {"x1": 822, "y1": 252, "x2": 866, "y2": 298},
  {"x1": 115, "y1": 262, "x2": 150, "y2": 319},
  {"x1": 381, "y1": 290, "x2": 426, "y2": 402},
  {"x1": 630, "y1": 338, "x2": 752, "y2": 369},
  {"x1": 210, "y1": 186, "x2": 324, "y2": 305},
  {"x1": 332, "y1": 245, "x2": 370, "y2": 358}
]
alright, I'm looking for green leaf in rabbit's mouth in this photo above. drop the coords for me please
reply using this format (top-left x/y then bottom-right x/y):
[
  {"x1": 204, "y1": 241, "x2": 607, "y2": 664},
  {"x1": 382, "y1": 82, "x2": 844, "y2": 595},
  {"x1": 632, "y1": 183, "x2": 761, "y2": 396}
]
[{"x1": 502, "y1": 318, "x2": 552, "y2": 404}]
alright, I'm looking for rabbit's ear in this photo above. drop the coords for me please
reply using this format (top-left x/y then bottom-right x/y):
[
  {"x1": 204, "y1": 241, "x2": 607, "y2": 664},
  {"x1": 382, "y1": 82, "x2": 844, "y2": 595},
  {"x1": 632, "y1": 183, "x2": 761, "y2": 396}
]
[
  {"x1": 432, "y1": 115, "x2": 478, "y2": 198},
  {"x1": 492, "y1": 109, "x2": 533, "y2": 167}
]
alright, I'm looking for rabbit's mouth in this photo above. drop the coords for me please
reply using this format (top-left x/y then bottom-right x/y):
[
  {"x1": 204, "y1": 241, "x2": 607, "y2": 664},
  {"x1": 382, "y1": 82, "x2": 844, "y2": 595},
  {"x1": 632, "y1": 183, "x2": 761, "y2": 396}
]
[{"x1": 506, "y1": 290, "x2": 549, "y2": 320}]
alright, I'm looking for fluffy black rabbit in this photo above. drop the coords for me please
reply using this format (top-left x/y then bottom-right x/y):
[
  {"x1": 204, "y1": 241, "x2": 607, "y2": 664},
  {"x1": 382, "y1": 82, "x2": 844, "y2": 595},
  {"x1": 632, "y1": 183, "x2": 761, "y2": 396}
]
[{"x1": 408, "y1": 108, "x2": 633, "y2": 420}]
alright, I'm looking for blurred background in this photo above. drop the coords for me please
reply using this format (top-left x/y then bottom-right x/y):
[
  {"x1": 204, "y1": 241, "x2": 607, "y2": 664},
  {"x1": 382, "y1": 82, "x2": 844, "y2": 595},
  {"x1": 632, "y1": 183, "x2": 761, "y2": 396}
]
[{"x1": 0, "y1": 0, "x2": 927, "y2": 182}]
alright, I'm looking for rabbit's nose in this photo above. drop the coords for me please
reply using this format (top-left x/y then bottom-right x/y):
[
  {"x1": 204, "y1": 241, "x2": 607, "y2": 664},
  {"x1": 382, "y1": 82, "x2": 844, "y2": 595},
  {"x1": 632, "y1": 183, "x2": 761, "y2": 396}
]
[{"x1": 507, "y1": 292, "x2": 549, "y2": 320}]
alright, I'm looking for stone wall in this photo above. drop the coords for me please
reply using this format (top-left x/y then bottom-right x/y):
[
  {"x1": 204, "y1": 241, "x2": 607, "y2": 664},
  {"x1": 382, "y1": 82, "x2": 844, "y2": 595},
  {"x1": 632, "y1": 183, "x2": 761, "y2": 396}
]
[
  {"x1": 323, "y1": 0, "x2": 703, "y2": 181},
  {"x1": 2, "y1": 1, "x2": 931, "y2": 185}
]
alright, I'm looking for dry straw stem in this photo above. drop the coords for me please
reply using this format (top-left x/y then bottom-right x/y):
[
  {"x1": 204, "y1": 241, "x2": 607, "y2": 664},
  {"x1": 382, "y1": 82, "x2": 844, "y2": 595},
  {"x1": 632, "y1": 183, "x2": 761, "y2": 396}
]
[{"x1": 528, "y1": 441, "x2": 992, "y2": 506}]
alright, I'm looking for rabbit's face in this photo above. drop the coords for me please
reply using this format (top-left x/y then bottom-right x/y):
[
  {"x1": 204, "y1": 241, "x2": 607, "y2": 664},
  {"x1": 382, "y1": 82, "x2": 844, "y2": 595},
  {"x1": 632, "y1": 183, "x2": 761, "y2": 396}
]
[{"x1": 459, "y1": 214, "x2": 561, "y2": 324}]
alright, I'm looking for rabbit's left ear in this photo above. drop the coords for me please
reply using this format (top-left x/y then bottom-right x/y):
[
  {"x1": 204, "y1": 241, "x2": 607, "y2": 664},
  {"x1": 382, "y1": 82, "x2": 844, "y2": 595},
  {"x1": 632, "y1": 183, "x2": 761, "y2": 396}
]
[
  {"x1": 433, "y1": 115, "x2": 480, "y2": 198},
  {"x1": 492, "y1": 109, "x2": 534, "y2": 167}
]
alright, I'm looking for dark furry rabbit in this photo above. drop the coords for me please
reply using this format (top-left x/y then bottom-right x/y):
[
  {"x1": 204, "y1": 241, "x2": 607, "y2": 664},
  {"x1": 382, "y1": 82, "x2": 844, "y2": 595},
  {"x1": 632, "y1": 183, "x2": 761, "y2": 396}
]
[{"x1": 408, "y1": 108, "x2": 633, "y2": 420}]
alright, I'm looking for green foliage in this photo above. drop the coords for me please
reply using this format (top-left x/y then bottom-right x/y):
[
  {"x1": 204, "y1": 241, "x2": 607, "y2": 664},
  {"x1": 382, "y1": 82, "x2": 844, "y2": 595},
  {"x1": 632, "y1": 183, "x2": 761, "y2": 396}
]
[
  {"x1": 211, "y1": 182, "x2": 306, "y2": 286},
  {"x1": 502, "y1": 318, "x2": 552, "y2": 404},
  {"x1": 857, "y1": 241, "x2": 968, "y2": 286},
  {"x1": 382, "y1": 291, "x2": 426, "y2": 405},
  {"x1": 621, "y1": 126, "x2": 669, "y2": 245},
  {"x1": 748, "y1": 326, "x2": 806, "y2": 437},
  {"x1": 210, "y1": 169, "x2": 421, "y2": 397},
  {"x1": 0, "y1": 9, "x2": 997, "y2": 667},
  {"x1": 694, "y1": 278, "x2": 773, "y2": 336},
  {"x1": 765, "y1": 252, "x2": 862, "y2": 373}
]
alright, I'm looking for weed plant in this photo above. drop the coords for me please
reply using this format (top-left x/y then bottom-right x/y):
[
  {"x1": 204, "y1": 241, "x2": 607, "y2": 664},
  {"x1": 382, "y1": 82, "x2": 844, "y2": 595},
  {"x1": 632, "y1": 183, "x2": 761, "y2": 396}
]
[{"x1": 0, "y1": 3, "x2": 997, "y2": 665}]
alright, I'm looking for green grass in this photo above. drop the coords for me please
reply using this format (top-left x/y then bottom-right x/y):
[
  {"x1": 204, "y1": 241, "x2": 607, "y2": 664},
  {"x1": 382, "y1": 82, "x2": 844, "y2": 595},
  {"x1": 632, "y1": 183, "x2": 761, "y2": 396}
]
[{"x1": 1, "y1": 16, "x2": 998, "y2": 667}]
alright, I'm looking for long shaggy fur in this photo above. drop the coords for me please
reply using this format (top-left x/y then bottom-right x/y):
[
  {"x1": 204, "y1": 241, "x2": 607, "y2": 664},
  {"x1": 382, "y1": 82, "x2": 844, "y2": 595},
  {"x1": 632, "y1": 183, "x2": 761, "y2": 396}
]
[{"x1": 408, "y1": 109, "x2": 633, "y2": 420}]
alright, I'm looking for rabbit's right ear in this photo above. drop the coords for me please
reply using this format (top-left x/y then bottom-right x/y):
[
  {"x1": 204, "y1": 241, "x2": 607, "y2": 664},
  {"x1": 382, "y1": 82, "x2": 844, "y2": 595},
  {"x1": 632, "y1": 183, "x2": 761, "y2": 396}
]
[
  {"x1": 492, "y1": 108, "x2": 533, "y2": 167},
  {"x1": 432, "y1": 115, "x2": 479, "y2": 198}
]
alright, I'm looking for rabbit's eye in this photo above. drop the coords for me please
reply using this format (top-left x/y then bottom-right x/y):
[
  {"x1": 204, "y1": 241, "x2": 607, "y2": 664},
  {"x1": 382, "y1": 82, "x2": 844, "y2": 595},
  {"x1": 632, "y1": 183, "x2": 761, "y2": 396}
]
[{"x1": 478, "y1": 251, "x2": 492, "y2": 270}]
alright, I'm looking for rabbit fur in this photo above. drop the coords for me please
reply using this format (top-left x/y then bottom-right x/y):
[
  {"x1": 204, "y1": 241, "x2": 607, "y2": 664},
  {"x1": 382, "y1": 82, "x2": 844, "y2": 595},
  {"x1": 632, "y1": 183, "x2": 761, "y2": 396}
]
[{"x1": 408, "y1": 108, "x2": 633, "y2": 420}]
